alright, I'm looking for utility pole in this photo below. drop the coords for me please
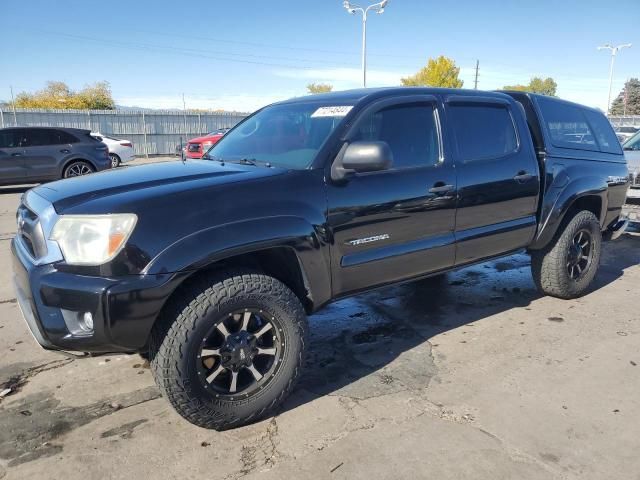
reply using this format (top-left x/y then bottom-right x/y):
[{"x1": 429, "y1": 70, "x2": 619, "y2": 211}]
[
  {"x1": 623, "y1": 79, "x2": 629, "y2": 116},
  {"x1": 182, "y1": 93, "x2": 188, "y2": 137},
  {"x1": 474, "y1": 60, "x2": 479, "y2": 90},
  {"x1": 597, "y1": 43, "x2": 632, "y2": 114},
  {"x1": 343, "y1": 1, "x2": 390, "y2": 88},
  {"x1": 10, "y1": 86, "x2": 17, "y2": 126}
]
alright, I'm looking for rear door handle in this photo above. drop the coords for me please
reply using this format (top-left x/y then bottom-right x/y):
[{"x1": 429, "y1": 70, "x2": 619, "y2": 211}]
[
  {"x1": 60, "y1": 149, "x2": 70, "y2": 153},
  {"x1": 11, "y1": 153, "x2": 22, "y2": 157},
  {"x1": 513, "y1": 171, "x2": 533, "y2": 183},
  {"x1": 429, "y1": 184, "x2": 454, "y2": 194}
]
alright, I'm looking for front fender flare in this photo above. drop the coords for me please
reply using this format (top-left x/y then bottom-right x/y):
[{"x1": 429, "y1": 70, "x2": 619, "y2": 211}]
[{"x1": 143, "y1": 215, "x2": 332, "y2": 307}]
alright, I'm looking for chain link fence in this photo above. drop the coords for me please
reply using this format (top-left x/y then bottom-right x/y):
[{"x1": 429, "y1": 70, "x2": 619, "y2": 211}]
[
  {"x1": 0, "y1": 108, "x2": 248, "y2": 156},
  {"x1": 608, "y1": 116, "x2": 640, "y2": 128}
]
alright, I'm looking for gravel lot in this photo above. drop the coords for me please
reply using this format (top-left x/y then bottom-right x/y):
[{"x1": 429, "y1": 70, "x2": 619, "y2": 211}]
[{"x1": 0, "y1": 159, "x2": 639, "y2": 479}]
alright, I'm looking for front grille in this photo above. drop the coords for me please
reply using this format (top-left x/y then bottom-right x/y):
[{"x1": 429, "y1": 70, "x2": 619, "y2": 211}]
[
  {"x1": 630, "y1": 173, "x2": 640, "y2": 187},
  {"x1": 188, "y1": 143, "x2": 201, "y2": 152},
  {"x1": 17, "y1": 204, "x2": 47, "y2": 259}
]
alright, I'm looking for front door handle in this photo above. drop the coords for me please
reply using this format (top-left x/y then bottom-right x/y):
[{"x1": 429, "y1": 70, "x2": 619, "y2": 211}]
[
  {"x1": 60, "y1": 149, "x2": 70, "y2": 153},
  {"x1": 11, "y1": 153, "x2": 22, "y2": 157},
  {"x1": 513, "y1": 171, "x2": 533, "y2": 183},
  {"x1": 429, "y1": 183, "x2": 454, "y2": 194}
]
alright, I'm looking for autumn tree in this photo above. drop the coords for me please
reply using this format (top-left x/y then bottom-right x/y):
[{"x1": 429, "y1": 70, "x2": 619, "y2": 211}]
[
  {"x1": 401, "y1": 56, "x2": 463, "y2": 88},
  {"x1": 610, "y1": 78, "x2": 640, "y2": 115},
  {"x1": 503, "y1": 77, "x2": 557, "y2": 96},
  {"x1": 307, "y1": 83, "x2": 333, "y2": 94},
  {"x1": 15, "y1": 81, "x2": 115, "y2": 109}
]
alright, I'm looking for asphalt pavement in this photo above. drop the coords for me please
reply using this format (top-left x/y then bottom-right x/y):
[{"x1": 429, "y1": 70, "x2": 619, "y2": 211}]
[{"x1": 0, "y1": 159, "x2": 639, "y2": 479}]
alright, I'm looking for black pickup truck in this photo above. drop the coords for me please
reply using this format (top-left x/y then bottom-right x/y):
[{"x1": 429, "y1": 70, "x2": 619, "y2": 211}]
[{"x1": 12, "y1": 88, "x2": 629, "y2": 429}]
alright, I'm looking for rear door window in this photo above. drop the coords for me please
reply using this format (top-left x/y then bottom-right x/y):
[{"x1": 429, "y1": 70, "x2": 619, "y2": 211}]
[
  {"x1": 50, "y1": 130, "x2": 78, "y2": 144},
  {"x1": 448, "y1": 103, "x2": 518, "y2": 161},
  {"x1": 22, "y1": 129, "x2": 53, "y2": 147}
]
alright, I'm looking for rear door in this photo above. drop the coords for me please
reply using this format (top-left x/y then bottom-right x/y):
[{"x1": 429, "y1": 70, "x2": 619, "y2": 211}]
[
  {"x1": 0, "y1": 129, "x2": 26, "y2": 183},
  {"x1": 326, "y1": 95, "x2": 457, "y2": 295},
  {"x1": 22, "y1": 129, "x2": 73, "y2": 180},
  {"x1": 444, "y1": 95, "x2": 540, "y2": 265}
]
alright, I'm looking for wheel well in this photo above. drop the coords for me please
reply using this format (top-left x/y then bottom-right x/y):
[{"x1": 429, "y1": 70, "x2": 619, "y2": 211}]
[
  {"x1": 566, "y1": 195, "x2": 602, "y2": 225},
  {"x1": 177, "y1": 247, "x2": 312, "y2": 313}
]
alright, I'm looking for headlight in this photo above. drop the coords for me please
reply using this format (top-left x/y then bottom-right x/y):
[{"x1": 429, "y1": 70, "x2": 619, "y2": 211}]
[{"x1": 50, "y1": 214, "x2": 137, "y2": 265}]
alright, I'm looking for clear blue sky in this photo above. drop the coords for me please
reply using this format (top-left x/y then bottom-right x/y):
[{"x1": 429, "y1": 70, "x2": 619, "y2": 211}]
[{"x1": 1, "y1": 0, "x2": 638, "y2": 112}]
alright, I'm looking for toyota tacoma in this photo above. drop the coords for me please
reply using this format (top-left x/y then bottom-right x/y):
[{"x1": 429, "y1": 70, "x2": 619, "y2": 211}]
[{"x1": 12, "y1": 88, "x2": 629, "y2": 429}]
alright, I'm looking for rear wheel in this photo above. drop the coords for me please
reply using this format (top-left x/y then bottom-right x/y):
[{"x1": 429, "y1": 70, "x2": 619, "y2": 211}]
[
  {"x1": 109, "y1": 154, "x2": 121, "y2": 168},
  {"x1": 531, "y1": 210, "x2": 602, "y2": 299},
  {"x1": 150, "y1": 270, "x2": 307, "y2": 430},
  {"x1": 63, "y1": 160, "x2": 94, "y2": 178}
]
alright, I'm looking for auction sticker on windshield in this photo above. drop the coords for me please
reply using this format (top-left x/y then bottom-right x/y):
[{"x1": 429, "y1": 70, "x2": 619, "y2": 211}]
[{"x1": 311, "y1": 106, "x2": 353, "y2": 118}]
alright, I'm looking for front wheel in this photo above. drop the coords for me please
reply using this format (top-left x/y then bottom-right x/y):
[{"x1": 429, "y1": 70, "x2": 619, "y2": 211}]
[
  {"x1": 531, "y1": 210, "x2": 602, "y2": 299},
  {"x1": 150, "y1": 270, "x2": 307, "y2": 430}
]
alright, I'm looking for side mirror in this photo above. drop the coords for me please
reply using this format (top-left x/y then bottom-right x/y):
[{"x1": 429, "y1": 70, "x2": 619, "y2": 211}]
[{"x1": 331, "y1": 141, "x2": 393, "y2": 182}]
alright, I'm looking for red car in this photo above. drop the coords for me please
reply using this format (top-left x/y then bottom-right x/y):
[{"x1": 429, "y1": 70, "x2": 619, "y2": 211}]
[{"x1": 185, "y1": 128, "x2": 229, "y2": 159}]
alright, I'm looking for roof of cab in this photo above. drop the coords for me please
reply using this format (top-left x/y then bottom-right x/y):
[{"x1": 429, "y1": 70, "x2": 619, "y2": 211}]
[{"x1": 274, "y1": 87, "x2": 514, "y2": 106}]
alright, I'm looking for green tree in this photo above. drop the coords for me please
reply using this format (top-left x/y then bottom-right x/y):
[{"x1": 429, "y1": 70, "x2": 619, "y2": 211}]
[
  {"x1": 306, "y1": 83, "x2": 333, "y2": 94},
  {"x1": 15, "y1": 81, "x2": 115, "y2": 109},
  {"x1": 610, "y1": 78, "x2": 640, "y2": 115},
  {"x1": 401, "y1": 56, "x2": 463, "y2": 88},
  {"x1": 503, "y1": 77, "x2": 557, "y2": 96}
]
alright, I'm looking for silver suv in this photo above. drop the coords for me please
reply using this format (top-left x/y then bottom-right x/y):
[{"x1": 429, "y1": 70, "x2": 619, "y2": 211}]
[{"x1": 0, "y1": 127, "x2": 110, "y2": 186}]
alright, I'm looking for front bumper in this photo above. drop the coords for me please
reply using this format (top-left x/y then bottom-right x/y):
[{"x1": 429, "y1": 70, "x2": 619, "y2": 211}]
[{"x1": 11, "y1": 238, "x2": 188, "y2": 353}]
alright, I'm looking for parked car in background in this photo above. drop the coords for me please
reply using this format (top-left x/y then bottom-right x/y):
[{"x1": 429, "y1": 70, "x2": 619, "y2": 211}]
[
  {"x1": 614, "y1": 125, "x2": 639, "y2": 144},
  {"x1": 0, "y1": 127, "x2": 110, "y2": 185},
  {"x1": 623, "y1": 131, "x2": 640, "y2": 199},
  {"x1": 186, "y1": 128, "x2": 230, "y2": 159},
  {"x1": 91, "y1": 132, "x2": 135, "y2": 167}
]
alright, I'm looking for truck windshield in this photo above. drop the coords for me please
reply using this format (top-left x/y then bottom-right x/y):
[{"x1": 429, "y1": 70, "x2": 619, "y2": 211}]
[{"x1": 205, "y1": 102, "x2": 352, "y2": 169}]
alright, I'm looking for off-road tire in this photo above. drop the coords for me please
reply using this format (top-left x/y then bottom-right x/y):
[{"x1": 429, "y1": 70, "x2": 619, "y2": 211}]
[
  {"x1": 531, "y1": 210, "x2": 602, "y2": 299},
  {"x1": 149, "y1": 270, "x2": 308, "y2": 430}
]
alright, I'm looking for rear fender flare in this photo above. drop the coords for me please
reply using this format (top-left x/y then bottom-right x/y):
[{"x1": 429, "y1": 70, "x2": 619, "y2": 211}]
[{"x1": 530, "y1": 175, "x2": 607, "y2": 250}]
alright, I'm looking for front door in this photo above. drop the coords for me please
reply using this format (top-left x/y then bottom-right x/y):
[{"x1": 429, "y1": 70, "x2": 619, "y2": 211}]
[
  {"x1": 443, "y1": 95, "x2": 540, "y2": 265},
  {"x1": 326, "y1": 95, "x2": 457, "y2": 296},
  {"x1": 0, "y1": 128, "x2": 26, "y2": 183}
]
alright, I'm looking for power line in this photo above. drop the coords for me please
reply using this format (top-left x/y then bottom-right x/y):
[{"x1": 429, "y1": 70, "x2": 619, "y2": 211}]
[{"x1": 41, "y1": 31, "x2": 420, "y2": 71}]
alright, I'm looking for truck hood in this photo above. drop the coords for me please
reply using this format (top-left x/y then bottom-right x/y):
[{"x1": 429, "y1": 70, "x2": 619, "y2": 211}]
[{"x1": 34, "y1": 160, "x2": 285, "y2": 213}]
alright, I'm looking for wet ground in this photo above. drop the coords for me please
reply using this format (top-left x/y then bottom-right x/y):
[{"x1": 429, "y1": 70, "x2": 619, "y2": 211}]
[{"x1": 0, "y1": 163, "x2": 639, "y2": 479}]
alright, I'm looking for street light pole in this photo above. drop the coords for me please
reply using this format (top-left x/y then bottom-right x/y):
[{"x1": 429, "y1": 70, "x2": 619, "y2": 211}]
[
  {"x1": 343, "y1": 0, "x2": 389, "y2": 88},
  {"x1": 597, "y1": 43, "x2": 632, "y2": 114}
]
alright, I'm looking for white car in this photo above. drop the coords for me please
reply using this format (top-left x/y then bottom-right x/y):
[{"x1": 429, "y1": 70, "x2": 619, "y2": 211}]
[
  {"x1": 615, "y1": 126, "x2": 639, "y2": 144},
  {"x1": 91, "y1": 132, "x2": 135, "y2": 168},
  {"x1": 623, "y1": 131, "x2": 640, "y2": 199}
]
